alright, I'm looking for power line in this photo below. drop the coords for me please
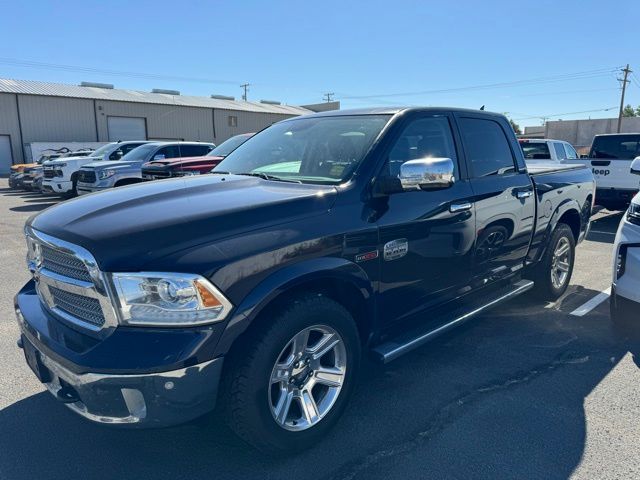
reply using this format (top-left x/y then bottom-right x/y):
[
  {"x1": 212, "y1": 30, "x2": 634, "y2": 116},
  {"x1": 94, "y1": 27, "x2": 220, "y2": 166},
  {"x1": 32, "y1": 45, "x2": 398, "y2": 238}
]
[
  {"x1": 335, "y1": 67, "x2": 622, "y2": 100},
  {"x1": 0, "y1": 57, "x2": 241, "y2": 86},
  {"x1": 512, "y1": 106, "x2": 618, "y2": 121}
]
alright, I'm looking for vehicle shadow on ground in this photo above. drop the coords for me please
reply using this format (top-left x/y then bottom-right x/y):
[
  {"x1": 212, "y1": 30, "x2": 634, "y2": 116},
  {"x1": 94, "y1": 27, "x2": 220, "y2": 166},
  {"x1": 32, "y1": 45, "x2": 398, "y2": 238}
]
[
  {"x1": 1, "y1": 293, "x2": 638, "y2": 480},
  {"x1": 9, "y1": 203, "x2": 58, "y2": 212}
]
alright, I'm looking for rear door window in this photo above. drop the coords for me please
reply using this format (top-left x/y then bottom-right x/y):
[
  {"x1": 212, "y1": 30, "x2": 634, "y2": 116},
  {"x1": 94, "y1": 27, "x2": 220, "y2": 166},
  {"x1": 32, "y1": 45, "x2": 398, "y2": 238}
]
[
  {"x1": 590, "y1": 135, "x2": 640, "y2": 159},
  {"x1": 563, "y1": 143, "x2": 578, "y2": 159},
  {"x1": 154, "y1": 145, "x2": 180, "y2": 160},
  {"x1": 459, "y1": 118, "x2": 516, "y2": 177},
  {"x1": 180, "y1": 144, "x2": 212, "y2": 157},
  {"x1": 553, "y1": 142, "x2": 567, "y2": 160}
]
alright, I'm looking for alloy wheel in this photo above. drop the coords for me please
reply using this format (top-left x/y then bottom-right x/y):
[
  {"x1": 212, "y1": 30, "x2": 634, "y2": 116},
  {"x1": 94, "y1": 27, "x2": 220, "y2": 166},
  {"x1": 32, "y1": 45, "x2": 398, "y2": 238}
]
[
  {"x1": 268, "y1": 325, "x2": 347, "y2": 431},
  {"x1": 551, "y1": 237, "x2": 571, "y2": 289}
]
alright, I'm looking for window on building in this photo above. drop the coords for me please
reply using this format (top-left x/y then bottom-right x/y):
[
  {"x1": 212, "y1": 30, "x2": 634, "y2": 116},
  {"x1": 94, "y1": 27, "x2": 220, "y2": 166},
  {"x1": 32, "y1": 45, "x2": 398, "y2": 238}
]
[{"x1": 459, "y1": 118, "x2": 516, "y2": 177}]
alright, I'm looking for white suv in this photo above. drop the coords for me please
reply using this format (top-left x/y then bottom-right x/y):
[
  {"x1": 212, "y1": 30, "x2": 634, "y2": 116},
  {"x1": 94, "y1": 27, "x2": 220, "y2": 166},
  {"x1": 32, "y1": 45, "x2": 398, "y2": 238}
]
[
  {"x1": 41, "y1": 141, "x2": 149, "y2": 197},
  {"x1": 611, "y1": 158, "x2": 640, "y2": 324}
]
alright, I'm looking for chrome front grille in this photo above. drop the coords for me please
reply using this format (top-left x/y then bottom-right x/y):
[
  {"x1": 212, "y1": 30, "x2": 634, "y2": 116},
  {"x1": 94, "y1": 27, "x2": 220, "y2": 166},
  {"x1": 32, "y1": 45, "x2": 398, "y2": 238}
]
[
  {"x1": 26, "y1": 227, "x2": 117, "y2": 334},
  {"x1": 48, "y1": 286, "x2": 105, "y2": 327},
  {"x1": 41, "y1": 245, "x2": 93, "y2": 283}
]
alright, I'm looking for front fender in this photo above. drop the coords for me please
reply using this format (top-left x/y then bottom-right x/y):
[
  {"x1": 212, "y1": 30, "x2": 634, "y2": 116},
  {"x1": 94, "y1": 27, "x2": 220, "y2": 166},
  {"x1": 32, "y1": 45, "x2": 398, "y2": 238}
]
[{"x1": 213, "y1": 256, "x2": 374, "y2": 356}]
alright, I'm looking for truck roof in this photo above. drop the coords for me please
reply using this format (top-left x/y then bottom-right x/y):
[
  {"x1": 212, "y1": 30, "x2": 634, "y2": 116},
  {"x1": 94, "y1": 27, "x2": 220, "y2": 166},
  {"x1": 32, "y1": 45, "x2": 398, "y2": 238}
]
[{"x1": 295, "y1": 106, "x2": 506, "y2": 119}]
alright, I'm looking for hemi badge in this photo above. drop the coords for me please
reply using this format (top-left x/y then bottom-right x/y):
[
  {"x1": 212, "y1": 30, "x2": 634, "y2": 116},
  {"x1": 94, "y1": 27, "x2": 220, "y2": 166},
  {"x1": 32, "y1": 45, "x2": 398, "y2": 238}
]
[{"x1": 355, "y1": 250, "x2": 379, "y2": 263}]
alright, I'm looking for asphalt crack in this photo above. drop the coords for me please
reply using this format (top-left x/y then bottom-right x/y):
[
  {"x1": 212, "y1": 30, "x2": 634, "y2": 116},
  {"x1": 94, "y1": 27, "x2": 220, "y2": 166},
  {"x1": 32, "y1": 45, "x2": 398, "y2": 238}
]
[{"x1": 327, "y1": 351, "x2": 591, "y2": 480}]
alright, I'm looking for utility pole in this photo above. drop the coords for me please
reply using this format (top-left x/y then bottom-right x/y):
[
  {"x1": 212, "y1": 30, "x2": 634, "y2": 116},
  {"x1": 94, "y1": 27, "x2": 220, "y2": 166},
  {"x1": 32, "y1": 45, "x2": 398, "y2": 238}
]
[
  {"x1": 617, "y1": 64, "x2": 631, "y2": 133},
  {"x1": 240, "y1": 83, "x2": 250, "y2": 101},
  {"x1": 323, "y1": 92, "x2": 334, "y2": 103}
]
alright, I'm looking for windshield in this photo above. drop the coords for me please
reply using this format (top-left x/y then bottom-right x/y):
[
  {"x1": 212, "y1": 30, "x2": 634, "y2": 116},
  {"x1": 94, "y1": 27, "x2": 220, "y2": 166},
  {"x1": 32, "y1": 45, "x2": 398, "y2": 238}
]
[
  {"x1": 214, "y1": 115, "x2": 390, "y2": 184},
  {"x1": 520, "y1": 141, "x2": 551, "y2": 159},
  {"x1": 207, "y1": 135, "x2": 252, "y2": 158},
  {"x1": 90, "y1": 143, "x2": 116, "y2": 158},
  {"x1": 590, "y1": 135, "x2": 640, "y2": 159},
  {"x1": 121, "y1": 143, "x2": 158, "y2": 162}
]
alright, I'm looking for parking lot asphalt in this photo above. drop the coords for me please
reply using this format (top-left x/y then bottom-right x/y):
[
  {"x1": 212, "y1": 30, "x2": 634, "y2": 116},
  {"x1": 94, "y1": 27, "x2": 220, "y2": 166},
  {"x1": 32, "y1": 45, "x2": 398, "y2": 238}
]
[{"x1": 0, "y1": 179, "x2": 638, "y2": 480}]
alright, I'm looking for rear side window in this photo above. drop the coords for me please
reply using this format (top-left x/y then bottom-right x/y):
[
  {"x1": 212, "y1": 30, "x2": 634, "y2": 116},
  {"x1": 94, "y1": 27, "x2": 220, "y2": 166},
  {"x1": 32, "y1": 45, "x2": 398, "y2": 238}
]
[
  {"x1": 180, "y1": 144, "x2": 213, "y2": 157},
  {"x1": 553, "y1": 142, "x2": 567, "y2": 160},
  {"x1": 520, "y1": 141, "x2": 550, "y2": 159},
  {"x1": 563, "y1": 143, "x2": 578, "y2": 159},
  {"x1": 459, "y1": 118, "x2": 516, "y2": 177},
  {"x1": 155, "y1": 145, "x2": 180, "y2": 160},
  {"x1": 590, "y1": 135, "x2": 640, "y2": 159}
]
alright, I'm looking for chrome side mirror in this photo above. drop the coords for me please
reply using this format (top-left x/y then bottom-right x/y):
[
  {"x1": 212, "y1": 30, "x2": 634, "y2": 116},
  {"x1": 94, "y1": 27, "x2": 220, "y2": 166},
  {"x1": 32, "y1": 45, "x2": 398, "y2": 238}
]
[
  {"x1": 399, "y1": 157, "x2": 455, "y2": 191},
  {"x1": 630, "y1": 157, "x2": 640, "y2": 176}
]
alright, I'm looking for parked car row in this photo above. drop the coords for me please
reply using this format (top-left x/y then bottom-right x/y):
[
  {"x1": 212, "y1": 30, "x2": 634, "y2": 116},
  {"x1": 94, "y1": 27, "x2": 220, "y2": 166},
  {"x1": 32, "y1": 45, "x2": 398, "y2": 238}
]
[{"x1": 7, "y1": 134, "x2": 255, "y2": 198}]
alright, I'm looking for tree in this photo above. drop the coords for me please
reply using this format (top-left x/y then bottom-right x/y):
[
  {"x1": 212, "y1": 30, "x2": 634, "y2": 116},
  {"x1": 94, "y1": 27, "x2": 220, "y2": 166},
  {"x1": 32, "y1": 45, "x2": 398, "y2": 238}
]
[
  {"x1": 622, "y1": 104, "x2": 637, "y2": 117},
  {"x1": 636, "y1": 106, "x2": 640, "y2": 117},
  {"x1": 509, "y1": 118, "x2": 522, "y2": 134}
]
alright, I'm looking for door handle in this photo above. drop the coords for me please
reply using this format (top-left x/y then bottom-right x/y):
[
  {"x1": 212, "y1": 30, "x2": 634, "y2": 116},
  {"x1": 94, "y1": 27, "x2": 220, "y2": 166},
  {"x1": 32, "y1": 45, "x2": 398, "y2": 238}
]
[
  {"x1": 449, "y1": 202, "x2": 472, "y2": 213},
  {"x1": 516, "y1": 190, "x2": 533, "y2": 199}
]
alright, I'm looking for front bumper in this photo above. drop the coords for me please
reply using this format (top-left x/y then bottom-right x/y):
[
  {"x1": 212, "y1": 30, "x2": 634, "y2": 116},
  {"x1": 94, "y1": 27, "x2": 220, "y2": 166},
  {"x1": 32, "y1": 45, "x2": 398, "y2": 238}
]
[
  {"x1": 42, "y1": 179, "x2": 72, "y2": 194},
  {"x1": 15, "y1": 282, "x2": 226, "y2": 427},
  {"x1": 77, "y1": 179, "x2": 115, "y2": 195}
]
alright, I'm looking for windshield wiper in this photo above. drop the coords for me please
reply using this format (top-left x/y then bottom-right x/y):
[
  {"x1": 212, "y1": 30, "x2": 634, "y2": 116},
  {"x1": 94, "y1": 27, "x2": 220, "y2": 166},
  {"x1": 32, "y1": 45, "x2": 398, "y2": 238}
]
[{"x1": 235, "y1": 172, "x2": 302, "y2": 183}]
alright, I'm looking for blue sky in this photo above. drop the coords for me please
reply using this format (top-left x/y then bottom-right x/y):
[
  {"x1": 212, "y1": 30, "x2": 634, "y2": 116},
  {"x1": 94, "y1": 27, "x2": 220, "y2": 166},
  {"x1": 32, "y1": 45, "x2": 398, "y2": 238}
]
[{"x1": 0, "y1": 0, "x2": 638, "y2": 127}]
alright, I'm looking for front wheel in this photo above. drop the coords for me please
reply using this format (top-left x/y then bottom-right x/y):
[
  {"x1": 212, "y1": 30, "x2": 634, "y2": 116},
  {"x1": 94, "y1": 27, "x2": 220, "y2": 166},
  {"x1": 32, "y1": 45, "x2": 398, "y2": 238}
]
[
  {"x1": 531, "y1": 223, "x2": 576, "y2": 300},
  {"x1": 224, "y1": 295, "x2": 360, "y2": 453}
]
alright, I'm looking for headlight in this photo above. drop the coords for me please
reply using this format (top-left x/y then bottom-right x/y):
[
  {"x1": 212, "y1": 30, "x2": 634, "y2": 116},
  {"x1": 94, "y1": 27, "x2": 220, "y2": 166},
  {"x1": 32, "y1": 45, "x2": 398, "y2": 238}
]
[
  {"x1": 627, "y1": 202, "x2": 640, "y2": 226},
  {"x1": 98, "y1": 169, "x2": 117, "y2": 180},
  {"x1": 111, "y1": 272, "x2": 232, "y2": 326},
  {"x1": 176, "y1": 170, "x2": 200, "y2": 176}
]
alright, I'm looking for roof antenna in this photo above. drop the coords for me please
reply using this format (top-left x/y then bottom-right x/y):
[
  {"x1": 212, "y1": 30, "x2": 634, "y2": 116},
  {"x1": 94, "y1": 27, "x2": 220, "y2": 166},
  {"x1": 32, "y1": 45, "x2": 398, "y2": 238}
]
[{"x1": 480, "y1": 105, "x2": 485, "y2": 110}]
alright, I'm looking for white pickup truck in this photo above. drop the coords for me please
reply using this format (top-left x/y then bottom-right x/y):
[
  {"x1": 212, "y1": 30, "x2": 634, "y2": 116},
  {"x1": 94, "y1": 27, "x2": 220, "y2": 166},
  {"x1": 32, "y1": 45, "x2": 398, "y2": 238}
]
[
  {"x1": 518, "y1": 138, "x2": 580, "y2": 163},
  {"x1": 565, "y1": 133, "x2": 640, "y2": 211},
  {"x1": 41, "y1": 141, "x2": 149, "y2": 197}
]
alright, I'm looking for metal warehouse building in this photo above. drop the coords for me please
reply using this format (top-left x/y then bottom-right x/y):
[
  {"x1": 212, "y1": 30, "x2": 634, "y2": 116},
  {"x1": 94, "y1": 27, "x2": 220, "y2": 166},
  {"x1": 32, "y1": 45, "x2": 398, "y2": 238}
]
[{"x1": 0, "y1": 78, "x2": 313, "y2": 173}]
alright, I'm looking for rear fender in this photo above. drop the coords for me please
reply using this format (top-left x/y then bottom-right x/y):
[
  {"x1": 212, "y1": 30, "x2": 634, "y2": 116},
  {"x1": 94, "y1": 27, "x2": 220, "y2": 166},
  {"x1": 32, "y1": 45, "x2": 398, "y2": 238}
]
[{"x1": 213, "y1": 257, "x2": 374, "y2": 356}]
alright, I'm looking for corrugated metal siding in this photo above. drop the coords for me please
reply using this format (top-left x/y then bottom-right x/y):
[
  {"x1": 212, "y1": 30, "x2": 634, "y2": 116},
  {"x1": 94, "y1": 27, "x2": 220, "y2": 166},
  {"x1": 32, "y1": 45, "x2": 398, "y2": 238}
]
[
  {"x1": 0, "y1": 93, "x2": 23, "y2": 162},
  {"x1": 18, "y1": 95, "x2": 96, "y2": 142},
  {"x1": 96, "y1": 100, "x2": 214, "y2": 142},
  {"x1": 0, "y1": 78, "x2": 312, "y2": 115},
  {"x1": 213, "y1": 109, "x2": 294, "y2": 144}
]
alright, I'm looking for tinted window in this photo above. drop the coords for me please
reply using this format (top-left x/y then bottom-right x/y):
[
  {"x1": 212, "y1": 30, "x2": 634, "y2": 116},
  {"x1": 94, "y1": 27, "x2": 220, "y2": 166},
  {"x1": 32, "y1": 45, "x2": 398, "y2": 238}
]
[
  {"x1": 155, "y1": 145, "x2": 180, "y2": 160},
  {"x1": 553, "y1": 142, "x2": 567, "y2": 160},
  {"x1": 384, "y1": 116, "x2": 457, "y2": 178},
  {"x1": 520, "y1": 141, "x2": 550, "y2": 159},
  {"x1": 459, "y1": 118, "x2": 516, "y2": 177},
  {"x1": 179, "y1": 145, "x2": 211, "y2": 157},
  {"x1": 563, "y1": 143, "x2": 578, "y2": 159},
  {"x1": 121, "y1": 143, "x2": 158, "y2": 161},
  {"x1": 590, "y1": 135, "x2": 640, "y2": 159}
]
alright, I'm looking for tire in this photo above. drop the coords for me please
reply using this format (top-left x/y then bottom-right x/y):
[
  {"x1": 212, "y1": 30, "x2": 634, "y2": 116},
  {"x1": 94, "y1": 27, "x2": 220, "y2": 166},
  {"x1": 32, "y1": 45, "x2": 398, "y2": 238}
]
[
  {"x1": 64, "y1": 175, "x2": 78, "y2": 199},
  {"x1": 532, "y1": 223, "x2": 575, "y2": 300},
  {"x1": 223, "y1": 294, "x2": 361, "y2": 453}
]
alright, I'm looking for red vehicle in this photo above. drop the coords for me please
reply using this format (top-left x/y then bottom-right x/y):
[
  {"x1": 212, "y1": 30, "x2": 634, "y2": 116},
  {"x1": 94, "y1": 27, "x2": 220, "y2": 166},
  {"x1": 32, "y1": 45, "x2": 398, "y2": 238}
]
[{"x1": 141, "y1": 133, "x2": 254, "y2": 180}]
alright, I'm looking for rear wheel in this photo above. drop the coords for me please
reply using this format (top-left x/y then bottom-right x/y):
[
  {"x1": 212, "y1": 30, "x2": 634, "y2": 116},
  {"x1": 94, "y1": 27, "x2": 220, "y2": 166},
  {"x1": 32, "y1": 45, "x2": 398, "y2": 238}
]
[
  {"x1": 532, "y1": 223, "x2": 575, "y2": 300},
  {"x1": 224, "y1": 295, "x2": 360, "y2": 453}
]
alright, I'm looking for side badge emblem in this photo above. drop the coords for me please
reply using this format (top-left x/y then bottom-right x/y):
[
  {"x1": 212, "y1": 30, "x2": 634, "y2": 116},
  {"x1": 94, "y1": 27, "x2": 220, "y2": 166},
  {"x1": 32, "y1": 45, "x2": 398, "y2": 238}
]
[
  {"x1": 384, "y1": 239, "x2": 408, "y2": 261},
  {"x1": 355, "y1": 250, "x2": 379, "y2": 263}
]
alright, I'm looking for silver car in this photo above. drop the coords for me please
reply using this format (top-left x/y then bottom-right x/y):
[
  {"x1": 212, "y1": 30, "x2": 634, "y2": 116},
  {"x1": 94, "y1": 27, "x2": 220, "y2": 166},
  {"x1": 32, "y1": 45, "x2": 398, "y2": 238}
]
[{"x1": 76, "y1": 141, "x2": 214, "y2": 194}]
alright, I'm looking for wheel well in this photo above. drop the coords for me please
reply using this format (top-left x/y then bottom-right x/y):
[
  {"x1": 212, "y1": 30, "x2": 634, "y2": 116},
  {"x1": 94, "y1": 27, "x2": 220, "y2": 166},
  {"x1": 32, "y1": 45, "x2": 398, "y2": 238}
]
[
  {"x1": 246, "y1": 278, "x2": 372, "y2": 346},
  {"x1": 115, "y1": 178, "x2": 142, "y2": 187},
  {"x1": 485, "y1": 218, "x2": 514, "y2": 239},
  {"x1": 558, "y1": 209, "x2": 581, "y2": 241}
]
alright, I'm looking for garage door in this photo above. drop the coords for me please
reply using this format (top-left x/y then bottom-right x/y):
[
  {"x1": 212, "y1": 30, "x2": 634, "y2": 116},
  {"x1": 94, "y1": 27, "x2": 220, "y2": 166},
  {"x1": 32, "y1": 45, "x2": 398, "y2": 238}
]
[
  {"x1": 0, "y1": 135, "x2": 13, "y2": 175},
  {"x1": 107, "y1": 117, "x2": 147, "y2": 141}
]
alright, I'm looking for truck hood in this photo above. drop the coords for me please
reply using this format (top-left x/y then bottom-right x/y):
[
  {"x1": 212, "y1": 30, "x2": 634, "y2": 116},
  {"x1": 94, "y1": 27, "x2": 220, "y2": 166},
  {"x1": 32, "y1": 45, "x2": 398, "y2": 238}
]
[
  {"x1": 28, "y1": 175, "x2": 337, "y2": 272},
  {"x1": 47, "y1": 155, "x2": 100, "y2": 165},
  {"x1": 81, "y1": 160, "x2": 136, "y2": 170}
]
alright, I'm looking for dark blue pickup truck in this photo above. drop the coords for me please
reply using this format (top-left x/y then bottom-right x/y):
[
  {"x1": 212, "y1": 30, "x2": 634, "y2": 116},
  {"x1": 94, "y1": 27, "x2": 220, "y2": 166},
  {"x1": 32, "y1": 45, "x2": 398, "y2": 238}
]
[{"x1": 15, "y1": 108, "x2": 594, "y2": 452}]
